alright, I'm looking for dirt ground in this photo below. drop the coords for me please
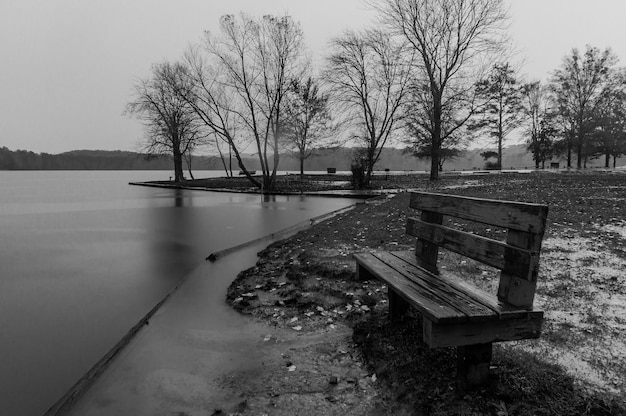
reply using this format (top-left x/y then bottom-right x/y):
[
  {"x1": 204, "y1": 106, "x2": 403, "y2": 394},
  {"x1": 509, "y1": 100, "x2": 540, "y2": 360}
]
[{"x1": 221, "y1": 171, "x2": 626, "y2": 416}]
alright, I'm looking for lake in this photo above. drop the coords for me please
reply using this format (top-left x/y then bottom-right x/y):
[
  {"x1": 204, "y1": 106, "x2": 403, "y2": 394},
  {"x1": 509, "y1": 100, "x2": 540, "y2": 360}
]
[{"x1": 0, "y1": 170, "x2": 357, "y2": 416}]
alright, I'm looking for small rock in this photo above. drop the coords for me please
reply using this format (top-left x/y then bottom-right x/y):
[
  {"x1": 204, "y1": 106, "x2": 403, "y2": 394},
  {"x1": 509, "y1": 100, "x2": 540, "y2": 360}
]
[
  {"x1": 329, "y1": 376, "x2": 339, "y2": 385},
  {"x1": 287, "y1": 365, "x2": 296, "y2": 372}
]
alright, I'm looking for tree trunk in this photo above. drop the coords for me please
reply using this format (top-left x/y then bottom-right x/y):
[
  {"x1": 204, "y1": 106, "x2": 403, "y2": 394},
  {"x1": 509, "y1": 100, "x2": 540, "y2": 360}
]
[
  {"x1": 576, "y1": 125, "x2": 583, "y2": 169},
  {"x1": 360, "y1": 145, "x2": 376, "y2": 189},
  {"x1": 605, "y1": 152, "x2": 610, "y2": 168},
  {"x1": 497, "y1": 121, "x2": 503, "y2": 170},
  {"x1": 300, "y1": 156, "x2": 305, "y2": 178},
  {"x1": 229, "y1": 145, "x2": 233, "y2": 177},
  {"x1": 430, "y1": 94, "x2": 442, "y2": 181},
  {"x1": 567, "y1": 139, "x2": 572, "y2": 168},
  {"x1": 184, "y1": 151, "x2": 195, "y2": 180},
  {"x1": 187, "y1": 161, "x2": 194, "y2": 180},
  {"x1": 215, "y1": 139, "x2": 229, "y2": 177},
  {"x1": 532, "y1": 133, "x2": 540, "y2": 169},
  {"x1": 430, "y1": 146, "x2": 440, "y2": 180},
  {"x1": 173, "y1": 149, "x2": 184, "y2": 182}
]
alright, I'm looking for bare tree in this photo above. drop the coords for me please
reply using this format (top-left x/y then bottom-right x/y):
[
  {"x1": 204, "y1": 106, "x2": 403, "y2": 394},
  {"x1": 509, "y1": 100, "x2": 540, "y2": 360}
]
[
  {"x1": 404, "y1": 79, "x2": 472, "y2": 171},
  {"x1": 373, "y1": 0, "x2": 509, "y2": 180},
  {"x1": 550, "y1": 46, "x2": 618, "y2": 168},
  {"x1": 282, "y1": 77, "x2": 335, "y2": 177},
  {"x1": 589, "y1": 68, "x2": 626, "y2": 167},
  {"x1": 181, "y1": 14, "x2": 305, "y2": 192},
  {"x1": 468, "y1": 62, "x2": 523, "y2": 169},
  {"x1": 125, "y1": 61, "x2": 204, "y2": 182},
  {"x1": 324, "y1": 29, "x2": 412, "y2": 188},
  {"x1": 521, "y1": 81, "x2": 557, "y2": 169}
]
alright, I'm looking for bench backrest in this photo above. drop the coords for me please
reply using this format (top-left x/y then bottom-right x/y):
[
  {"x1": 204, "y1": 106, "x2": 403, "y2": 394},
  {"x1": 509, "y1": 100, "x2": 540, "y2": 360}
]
[{"x1": 405, "y1": 191, "x2": 549, "y2": 308}]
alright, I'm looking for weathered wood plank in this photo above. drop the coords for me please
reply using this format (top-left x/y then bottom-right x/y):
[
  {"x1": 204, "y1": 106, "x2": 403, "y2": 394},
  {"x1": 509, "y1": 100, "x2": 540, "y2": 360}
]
[
  {"x1": 497, "y1": 273, "x2": 538, "y2": 307},
  {"x1": 457, "y1": 343, "x2": 493, "y2": 393},
  {"x1": 353, "y1": 252, "x2": 467, "y2": 323},
  {"x1": 392, "y1": 251, "x2": 543, "y2": 321},
  {"x1": 406, "y1": 218, "x2": 538, "y2": 280},
  {"x1": 497, "y1": 228, "x2": 544, "y2": 306},
  {"x1": 422, "y1": 314, "x2": 543, "y2": 348},
  {"x1": 388, "y1": 288, "x2": 410, "y2": 323},
  {"x1": 415, "y1": 210, "x2": 442, "y2": 273},
  {"x1": 355, "y1": 262, "x2": 376, "y2": 281},
  {"x1": 409, "y1": 192, "x2": 548, "y2": 234},
  {"x1": 370, "y1": 251, "x2": 497, "y2": 322}
]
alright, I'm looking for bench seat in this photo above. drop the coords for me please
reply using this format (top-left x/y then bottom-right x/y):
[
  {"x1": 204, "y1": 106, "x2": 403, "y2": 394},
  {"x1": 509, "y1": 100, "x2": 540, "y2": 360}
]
[{"x1": 354, "y1": 250, "x2": 543, "y2": 348}]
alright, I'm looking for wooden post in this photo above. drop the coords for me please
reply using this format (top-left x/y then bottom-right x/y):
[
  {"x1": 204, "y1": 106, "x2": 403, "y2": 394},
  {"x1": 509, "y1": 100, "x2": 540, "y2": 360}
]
[
  {"x1": 498, "y1": 228, "x2": 542, "y2": 307},
  {"x1": 415, "y1": 210, "x2": 442, "y2": 273},
  {"x1": 388, "y1": 288, "x2": 410, "y2": 322},
  {"x1": 456, "y1": 343, "x2": 492, "y2": 393},
  {"x1": 356, "y1": 263, "x2": 373, "y2": 281}
]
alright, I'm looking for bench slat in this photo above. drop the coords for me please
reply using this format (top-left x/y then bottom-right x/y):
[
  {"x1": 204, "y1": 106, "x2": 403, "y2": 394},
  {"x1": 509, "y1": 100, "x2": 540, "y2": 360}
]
[
  {"x1": 373, "y1": 252, "x2": 497, "y2": 323},
  {"x1": 409, "y1": 192, "x2": 548, "y2": 235},
  {"x1": 406, "y1": 218, "x2": 539, "y2": 281},
  {"x1": 392, "y1": 251, "x2": 543, "y2": 321},
  {"x1": 355, "y1": 251, "x2": 503, "y2": 324},
  {"x1": 354, "y1": 252, "x2": 467, "y2": 324},
  {"x1": 423, "y1": 315, "x2": 543, "y2": 348}
]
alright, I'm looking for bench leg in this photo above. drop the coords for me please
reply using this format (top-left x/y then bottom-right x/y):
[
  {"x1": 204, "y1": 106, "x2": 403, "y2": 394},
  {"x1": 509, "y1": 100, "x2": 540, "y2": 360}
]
[
  {"x1": 456, "y1": 343, "x2": 492, "y2": 393},
  {"x1": 388, "y1": 288, "x2": 410, "y2": 322},
  {"x1": 356, "y1": 263, "x2": 375, "y2": 281}
]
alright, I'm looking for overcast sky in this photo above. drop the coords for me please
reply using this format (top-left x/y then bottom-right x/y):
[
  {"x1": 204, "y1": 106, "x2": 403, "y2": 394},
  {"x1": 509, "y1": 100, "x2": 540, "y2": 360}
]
[{"x1": 2, "y1": 0, "x2": 626, "y2": 154}]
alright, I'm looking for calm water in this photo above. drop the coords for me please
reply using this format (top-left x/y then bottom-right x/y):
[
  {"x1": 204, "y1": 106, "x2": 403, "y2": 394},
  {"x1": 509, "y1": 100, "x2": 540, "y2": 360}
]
[{"x1": 0, "y1": 171, "x2": 356, "y2": 416}]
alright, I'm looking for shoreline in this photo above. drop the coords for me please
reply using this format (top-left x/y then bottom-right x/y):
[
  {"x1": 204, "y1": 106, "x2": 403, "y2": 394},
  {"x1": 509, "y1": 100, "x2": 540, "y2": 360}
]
[{"x1": 48, "y1": 200, "x2": 366, "y2": 416}]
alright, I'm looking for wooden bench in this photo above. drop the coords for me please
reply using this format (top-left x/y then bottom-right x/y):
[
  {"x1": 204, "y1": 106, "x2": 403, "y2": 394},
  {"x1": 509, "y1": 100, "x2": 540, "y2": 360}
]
[{"x1": 354, "y1": 191, "x2": 549, "y2": 391}]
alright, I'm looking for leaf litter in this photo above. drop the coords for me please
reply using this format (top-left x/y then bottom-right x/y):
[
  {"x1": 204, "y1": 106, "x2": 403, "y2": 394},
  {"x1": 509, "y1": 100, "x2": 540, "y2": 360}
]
[{"x1": 226, "y1": 171, "x2": 626, "y2": 415}]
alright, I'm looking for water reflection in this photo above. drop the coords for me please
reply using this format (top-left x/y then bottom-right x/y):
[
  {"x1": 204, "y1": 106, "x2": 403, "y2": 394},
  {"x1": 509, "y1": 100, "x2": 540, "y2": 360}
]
[
  {"x1": 173, "y1": 188, "x2": 191, "y2": 208},
  {"x1": 262, "y1": 194, "x2": 276, "y2": 203},
  {"x1": 147, "y1": 189, "x2": 198, "y2": 281},
  {"x1": 0, "y1": 171, "x2": 358, "y2": 416}
]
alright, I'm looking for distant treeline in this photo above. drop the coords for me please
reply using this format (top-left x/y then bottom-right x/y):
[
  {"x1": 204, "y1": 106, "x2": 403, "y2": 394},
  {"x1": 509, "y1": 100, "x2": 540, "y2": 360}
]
[
  {"x1": 0, "y1": 146, "x2": 620, "y2": 172},
  {"x1": 0, "y1": 148, "x2": 223, "y2": 171}
]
